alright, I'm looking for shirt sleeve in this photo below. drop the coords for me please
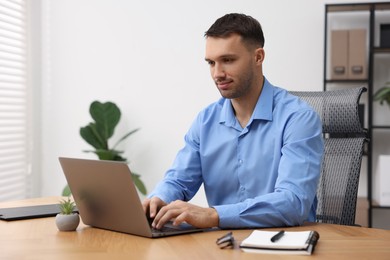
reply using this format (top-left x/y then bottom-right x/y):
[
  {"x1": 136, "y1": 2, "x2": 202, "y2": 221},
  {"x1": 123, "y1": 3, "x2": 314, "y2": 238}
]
[{"x1": 147, "y1": 116, "x2": 204, "y2": 204}]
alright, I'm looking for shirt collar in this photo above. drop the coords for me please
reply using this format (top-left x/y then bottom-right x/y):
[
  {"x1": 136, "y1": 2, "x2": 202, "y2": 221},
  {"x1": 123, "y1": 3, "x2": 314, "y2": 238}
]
[{"x1": 219, "y1": 77, "x2": 274, "y2": 127}]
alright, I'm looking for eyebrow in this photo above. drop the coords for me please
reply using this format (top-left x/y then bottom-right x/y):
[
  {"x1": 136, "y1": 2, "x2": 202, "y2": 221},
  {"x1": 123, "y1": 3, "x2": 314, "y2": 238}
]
[{"x1": 205, "y1": 54, "x2": 238, "y2": 62}]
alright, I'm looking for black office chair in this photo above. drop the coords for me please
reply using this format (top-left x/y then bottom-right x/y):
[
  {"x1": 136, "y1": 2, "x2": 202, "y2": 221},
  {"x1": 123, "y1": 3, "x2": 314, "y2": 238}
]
[{"x1": 290, "y1": 87, "x2": 367, "y2": 226}]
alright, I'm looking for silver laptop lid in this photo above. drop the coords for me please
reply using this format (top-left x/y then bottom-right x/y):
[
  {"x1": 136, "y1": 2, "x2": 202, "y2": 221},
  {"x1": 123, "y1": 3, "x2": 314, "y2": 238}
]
[{"x1": 58, "y1": 157, "x2": 153, "y2": 237}]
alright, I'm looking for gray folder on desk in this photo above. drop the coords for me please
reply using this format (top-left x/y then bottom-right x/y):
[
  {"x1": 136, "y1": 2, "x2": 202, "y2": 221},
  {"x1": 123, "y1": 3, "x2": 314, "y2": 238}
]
[{"x1": 0, "y1": 204, "x2": 62, "y2": 221}]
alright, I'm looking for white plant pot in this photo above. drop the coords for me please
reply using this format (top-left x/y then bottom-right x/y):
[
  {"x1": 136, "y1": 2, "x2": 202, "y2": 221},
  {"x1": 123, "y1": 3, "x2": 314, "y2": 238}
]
[{"x1": 55, "y1": 213, "x2": 80, "y2": 231}]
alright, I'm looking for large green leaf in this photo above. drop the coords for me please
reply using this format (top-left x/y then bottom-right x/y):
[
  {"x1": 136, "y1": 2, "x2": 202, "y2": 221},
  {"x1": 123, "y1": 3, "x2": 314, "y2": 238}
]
[
  {"x1": 90, "y1": 101, "x2": 121, "y2": 140},
  {"x1": 80, "y1": 123, "x2": 107, "y2": 150}
]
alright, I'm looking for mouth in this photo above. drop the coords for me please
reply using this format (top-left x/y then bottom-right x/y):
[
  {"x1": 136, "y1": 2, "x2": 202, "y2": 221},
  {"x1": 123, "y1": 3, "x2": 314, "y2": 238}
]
[{"x1": 216, "y1": 80, "x2": 233, "y2": 91}]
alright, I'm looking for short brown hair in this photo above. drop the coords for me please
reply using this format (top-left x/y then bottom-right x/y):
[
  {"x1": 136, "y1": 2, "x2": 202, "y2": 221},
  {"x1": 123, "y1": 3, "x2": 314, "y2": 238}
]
[{"x1": 204, "y1": 13, "x2": 265, "y2": 48}]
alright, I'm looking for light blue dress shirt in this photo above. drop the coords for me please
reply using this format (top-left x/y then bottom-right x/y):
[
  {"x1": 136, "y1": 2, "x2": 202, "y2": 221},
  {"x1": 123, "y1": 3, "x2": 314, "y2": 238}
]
[{"x1": 149, "y1": 78, "x2": 324, "y2": 228}]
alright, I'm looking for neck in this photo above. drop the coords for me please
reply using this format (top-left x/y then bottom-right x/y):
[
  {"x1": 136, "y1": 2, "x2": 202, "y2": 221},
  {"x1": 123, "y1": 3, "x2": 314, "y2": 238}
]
[{"x1": 231, "y1": 76, "x2": 264, "y2": 128}]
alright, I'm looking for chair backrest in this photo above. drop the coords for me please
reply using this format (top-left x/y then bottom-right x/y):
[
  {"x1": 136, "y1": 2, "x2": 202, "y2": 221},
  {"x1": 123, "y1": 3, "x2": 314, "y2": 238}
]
[{"x1": 290, "y1": 87, "x2": 367, "y2": 226}]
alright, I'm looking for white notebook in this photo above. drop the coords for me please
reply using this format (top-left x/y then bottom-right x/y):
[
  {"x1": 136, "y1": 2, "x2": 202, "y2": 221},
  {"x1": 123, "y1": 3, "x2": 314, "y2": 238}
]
[{"x1": 240, "y1": 230, "x2": 320, "y2": 255}]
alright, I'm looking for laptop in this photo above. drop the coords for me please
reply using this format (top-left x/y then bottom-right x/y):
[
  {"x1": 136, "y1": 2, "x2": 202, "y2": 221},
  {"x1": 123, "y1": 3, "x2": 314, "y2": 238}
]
[{"x1": 58, "y1": 157, "x2": 210, "y2": 238}]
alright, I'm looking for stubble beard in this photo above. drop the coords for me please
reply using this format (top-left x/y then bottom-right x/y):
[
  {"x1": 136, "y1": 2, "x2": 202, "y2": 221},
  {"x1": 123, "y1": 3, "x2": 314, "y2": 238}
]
[{"x1": 216, "y1": 70, "x2": 254, "y2": 100}]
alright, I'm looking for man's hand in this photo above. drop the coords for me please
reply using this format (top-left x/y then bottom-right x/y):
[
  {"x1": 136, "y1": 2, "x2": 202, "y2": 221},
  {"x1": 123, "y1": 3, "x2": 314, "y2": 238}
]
[
  {"x1": 151, "y1": 200, "x2": 219, "y2": 229},
  {"x1": 142, "y1": 197, "x2": 167, "y2": 219}
]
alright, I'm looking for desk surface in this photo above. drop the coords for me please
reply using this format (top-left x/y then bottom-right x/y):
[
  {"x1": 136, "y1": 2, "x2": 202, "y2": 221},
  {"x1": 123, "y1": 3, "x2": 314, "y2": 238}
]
[{"x1": 1, "y1": 197, "x2": 390, "y2": 260}]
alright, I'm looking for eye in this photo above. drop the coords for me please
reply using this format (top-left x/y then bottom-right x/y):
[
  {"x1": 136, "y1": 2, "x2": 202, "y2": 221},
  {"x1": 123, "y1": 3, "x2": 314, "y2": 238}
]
[
  {"x1": 206, "y1": 60, "x2": 215, "y2": 66},
  {"x1": 222, "y1": 57, "x2": 234, "y2": 63}
]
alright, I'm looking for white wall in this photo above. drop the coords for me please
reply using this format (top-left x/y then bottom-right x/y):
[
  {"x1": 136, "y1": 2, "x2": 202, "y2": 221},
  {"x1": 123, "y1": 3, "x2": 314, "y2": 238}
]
[{"x1": 35, "y1": 0, "x2": 374, "y2": 205}]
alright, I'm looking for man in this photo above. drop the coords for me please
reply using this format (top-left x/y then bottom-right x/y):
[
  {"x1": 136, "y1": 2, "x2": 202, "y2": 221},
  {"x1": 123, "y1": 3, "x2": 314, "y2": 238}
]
[{"x1": 142, "y1": 13, "x2": 323, "y2": 229}]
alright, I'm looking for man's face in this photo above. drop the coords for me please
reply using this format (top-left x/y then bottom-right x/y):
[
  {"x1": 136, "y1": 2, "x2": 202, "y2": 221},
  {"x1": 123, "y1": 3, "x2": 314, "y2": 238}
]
[{"x1": 205, "y1": 34, "x2": 260, "y2": 100}]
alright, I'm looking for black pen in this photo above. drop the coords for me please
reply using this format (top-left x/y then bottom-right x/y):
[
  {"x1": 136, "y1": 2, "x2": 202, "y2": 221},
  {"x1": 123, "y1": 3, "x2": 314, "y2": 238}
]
[{"x1": 270, "y1": 230, "x2": 285, "y2": 242}]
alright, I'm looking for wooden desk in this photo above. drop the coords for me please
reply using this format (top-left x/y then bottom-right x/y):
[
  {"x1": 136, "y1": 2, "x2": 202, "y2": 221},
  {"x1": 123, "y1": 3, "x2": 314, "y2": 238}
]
[{"x1": 1, "y1": 197, "x2": 390, "y2": 260}]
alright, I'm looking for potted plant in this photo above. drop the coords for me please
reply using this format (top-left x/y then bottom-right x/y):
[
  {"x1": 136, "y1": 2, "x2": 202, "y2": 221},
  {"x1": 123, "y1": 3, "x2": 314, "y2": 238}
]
[
  {"x1": 55, "y1": 197, "x2": 80, "y2": 231},
  {"x1": 373, "y1": 81, "x2": 390, "y2": 109},
  {"x1": 62, "y1": 101, "x2": 146, "y2": 196}
]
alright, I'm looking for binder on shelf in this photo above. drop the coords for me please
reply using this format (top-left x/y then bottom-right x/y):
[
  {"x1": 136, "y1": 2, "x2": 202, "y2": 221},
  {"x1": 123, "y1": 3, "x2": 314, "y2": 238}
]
[
  {"x1": 330, "y1": 30, "x2": 349, "y2": 80},
  {"x1": 330, "y1": 29, "x2": 367, "y2": 80},
  {"x1": 348, "y1": 29, "x2": 367, "y2": 80},
  {"x1": 239, "y1": 230, "x2": 320, "y2": 255}
]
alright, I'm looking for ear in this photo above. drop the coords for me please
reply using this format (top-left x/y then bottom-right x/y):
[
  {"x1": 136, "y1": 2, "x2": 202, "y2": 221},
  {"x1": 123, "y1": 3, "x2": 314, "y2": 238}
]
[{"x1": 254, "y1": 48, "x2": 265, "y2": 64}]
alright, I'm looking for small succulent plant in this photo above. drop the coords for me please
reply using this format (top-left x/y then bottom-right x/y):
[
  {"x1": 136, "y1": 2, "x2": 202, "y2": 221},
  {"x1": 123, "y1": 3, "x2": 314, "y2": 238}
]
[{"x1": 59, "y1": 197, "x2": 76, "y2": 215}]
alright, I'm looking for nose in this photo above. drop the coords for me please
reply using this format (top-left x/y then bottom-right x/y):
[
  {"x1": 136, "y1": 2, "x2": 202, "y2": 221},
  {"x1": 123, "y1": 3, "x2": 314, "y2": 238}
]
[{"x1": 212, "y1": 63, "x2": 225, "y2": 80}]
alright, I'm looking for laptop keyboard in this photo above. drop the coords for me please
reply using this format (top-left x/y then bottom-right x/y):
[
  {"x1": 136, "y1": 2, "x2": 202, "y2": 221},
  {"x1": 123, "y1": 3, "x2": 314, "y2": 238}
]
[
  {"x1": 147, "y1": 216, "x2": 181, "y2": 233},
  {"x1": 147, "y1": 216, "x2": 198, "y2": 234},
  {"x1": 151, "y1": 225, "x2": 180, "y2": 233}
]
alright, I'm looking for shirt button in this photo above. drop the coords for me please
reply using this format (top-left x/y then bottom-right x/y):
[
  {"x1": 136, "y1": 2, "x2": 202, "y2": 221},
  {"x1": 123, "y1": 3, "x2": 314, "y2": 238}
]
[{"x1": 238, "y1": 159, "x2": 243, "y2": 164}]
